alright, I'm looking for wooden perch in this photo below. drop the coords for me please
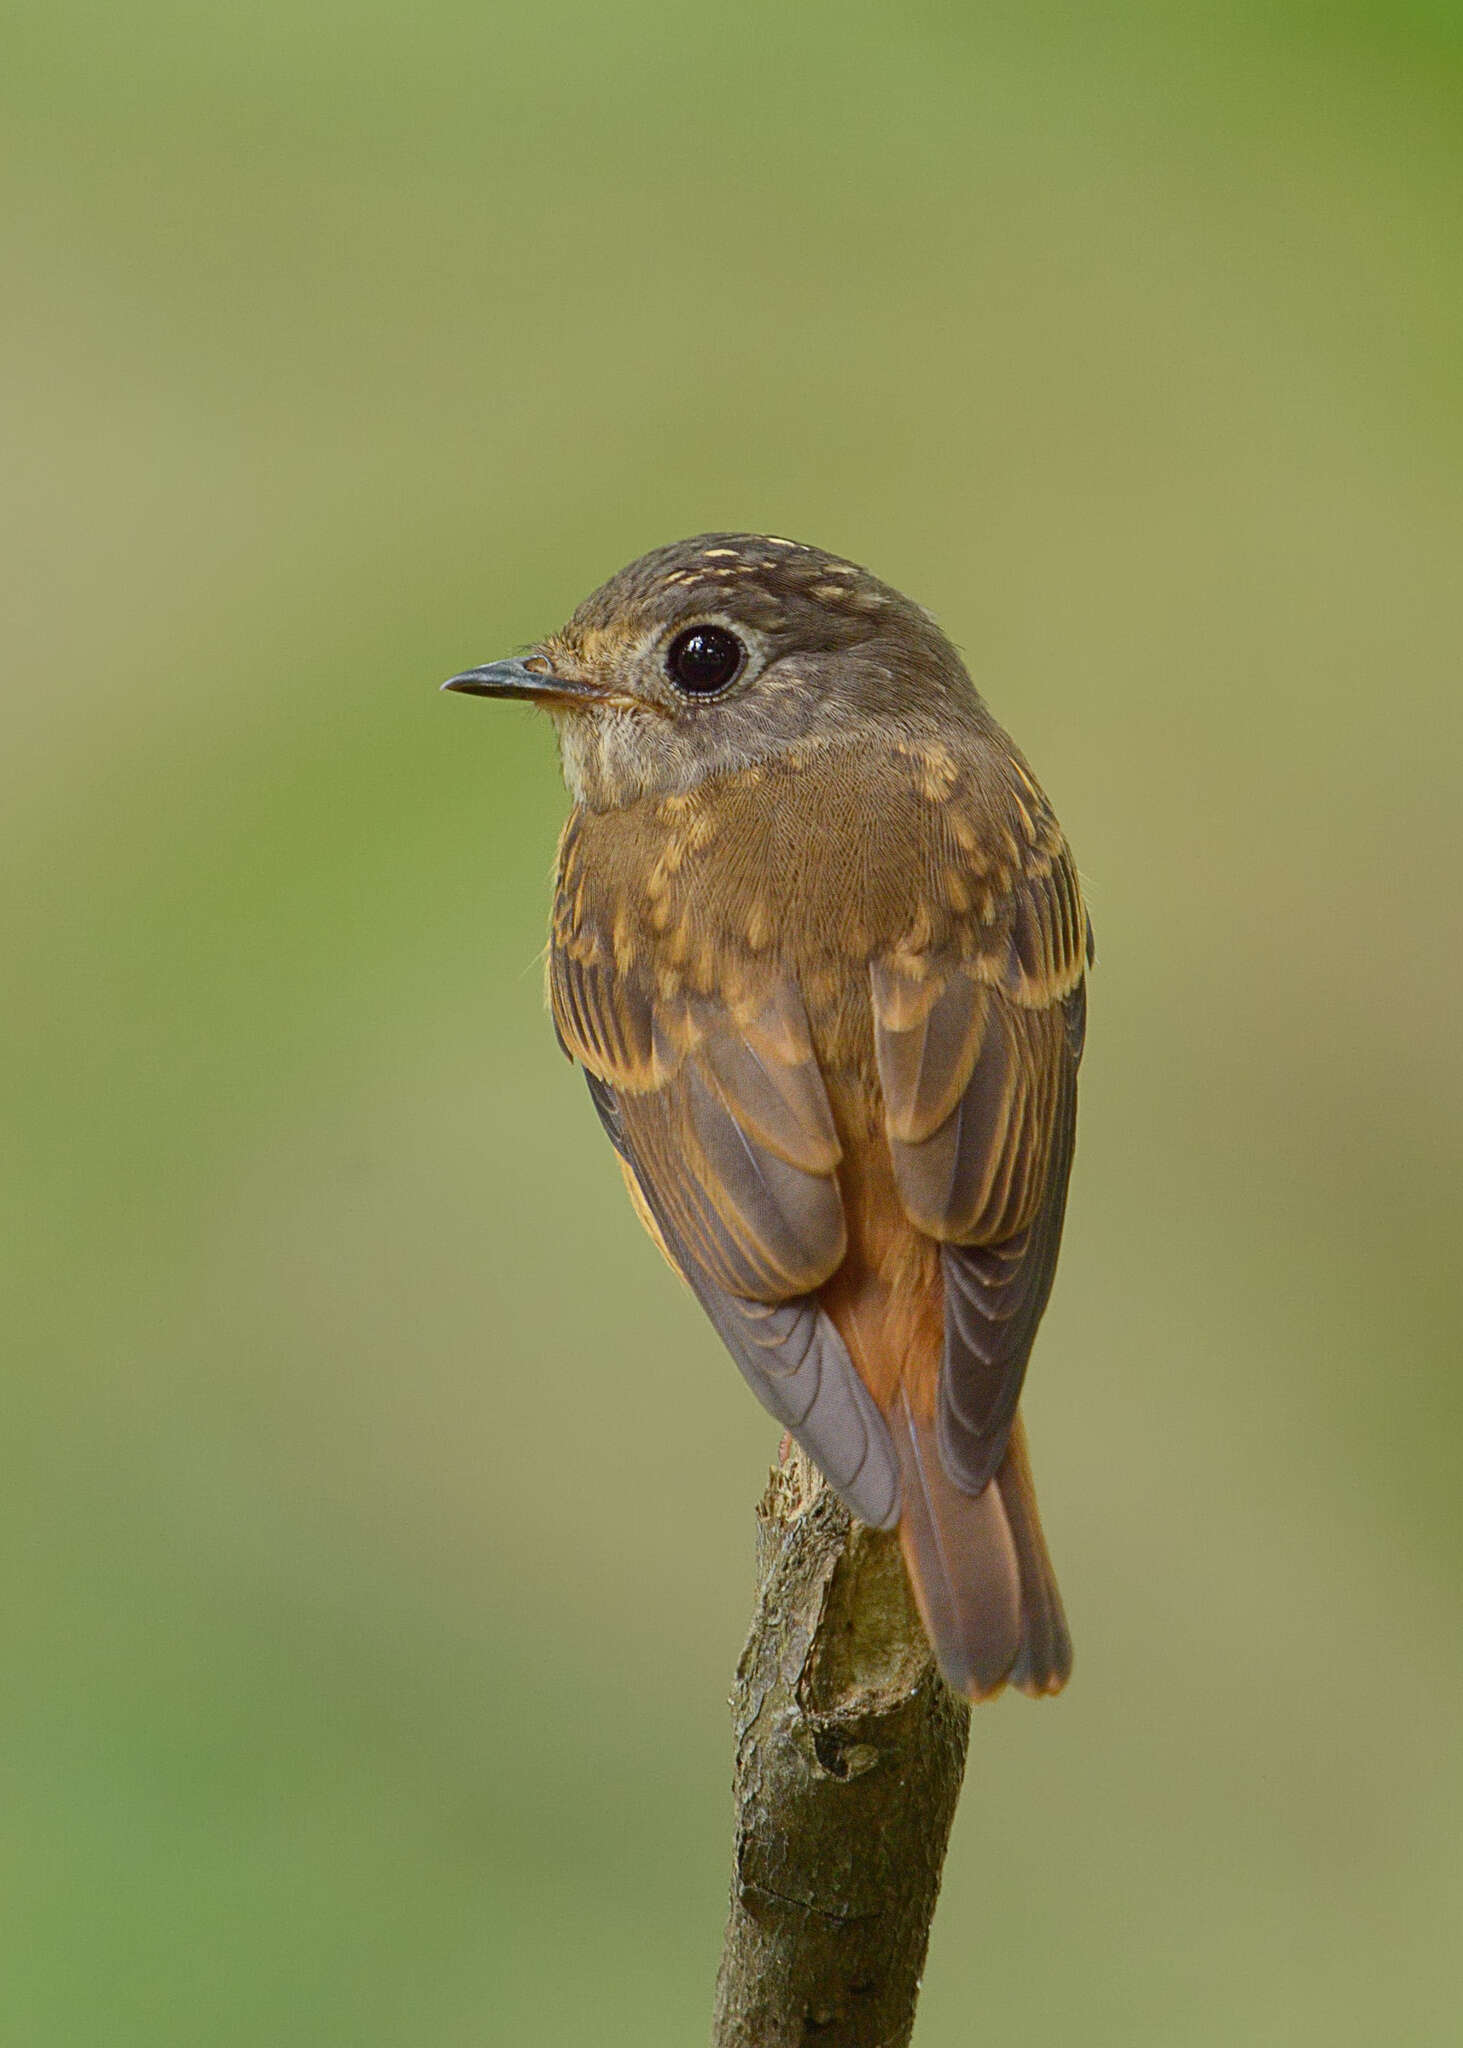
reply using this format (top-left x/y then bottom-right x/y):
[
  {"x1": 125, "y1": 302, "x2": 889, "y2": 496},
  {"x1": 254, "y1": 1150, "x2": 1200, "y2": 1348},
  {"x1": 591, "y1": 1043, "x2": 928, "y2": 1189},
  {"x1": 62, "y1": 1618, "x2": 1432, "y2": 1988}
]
[{"x1": 711, "y1": 1446, "x2": 971, "y2": 2048}]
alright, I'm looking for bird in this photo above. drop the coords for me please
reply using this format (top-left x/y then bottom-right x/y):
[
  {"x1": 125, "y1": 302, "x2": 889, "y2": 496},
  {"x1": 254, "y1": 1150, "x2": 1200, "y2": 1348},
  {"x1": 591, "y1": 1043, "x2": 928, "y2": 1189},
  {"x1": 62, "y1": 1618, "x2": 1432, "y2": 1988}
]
[{"x1": 443, "y1": 533, "x2": 1091, "y2": 1701}]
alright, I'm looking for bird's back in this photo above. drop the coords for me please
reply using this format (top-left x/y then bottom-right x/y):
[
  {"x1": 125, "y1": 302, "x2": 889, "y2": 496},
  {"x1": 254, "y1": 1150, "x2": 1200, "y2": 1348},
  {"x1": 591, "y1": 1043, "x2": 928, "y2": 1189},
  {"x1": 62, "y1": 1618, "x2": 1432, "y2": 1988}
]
[{"x1": 553, "y1": 719, "x2": 1083, "y2": 1698}]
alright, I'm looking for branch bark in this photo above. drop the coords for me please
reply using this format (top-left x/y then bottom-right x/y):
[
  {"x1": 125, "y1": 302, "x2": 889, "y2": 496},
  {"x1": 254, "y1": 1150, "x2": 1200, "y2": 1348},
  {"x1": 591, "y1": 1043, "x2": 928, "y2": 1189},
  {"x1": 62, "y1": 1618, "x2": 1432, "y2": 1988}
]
[{"x1": 711, "y1": 1447, "x2": 971, "y2": 2048}]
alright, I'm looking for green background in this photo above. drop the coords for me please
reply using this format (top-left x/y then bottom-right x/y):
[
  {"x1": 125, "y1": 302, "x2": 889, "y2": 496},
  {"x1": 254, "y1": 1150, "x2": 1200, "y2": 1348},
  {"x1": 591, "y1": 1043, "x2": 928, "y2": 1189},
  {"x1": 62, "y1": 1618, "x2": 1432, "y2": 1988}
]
[{"x1": 4, "y1": 2, "x2": 1460, "y2": 2040}]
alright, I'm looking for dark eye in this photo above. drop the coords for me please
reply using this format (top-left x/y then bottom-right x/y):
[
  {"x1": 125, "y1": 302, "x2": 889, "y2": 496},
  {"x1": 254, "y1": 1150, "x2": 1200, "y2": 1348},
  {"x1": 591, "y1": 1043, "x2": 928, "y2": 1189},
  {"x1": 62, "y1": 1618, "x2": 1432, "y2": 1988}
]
[{"x1": 665, "y1": 625, "x2": 745, "y2": 696}]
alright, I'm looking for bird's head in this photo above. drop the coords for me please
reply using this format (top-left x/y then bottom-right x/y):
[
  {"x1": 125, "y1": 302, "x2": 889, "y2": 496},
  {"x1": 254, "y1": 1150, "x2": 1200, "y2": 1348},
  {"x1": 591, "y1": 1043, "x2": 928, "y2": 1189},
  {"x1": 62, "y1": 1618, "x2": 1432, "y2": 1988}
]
[{"x1": 443, "y1": 533, "x2": 985, "y2": 809}]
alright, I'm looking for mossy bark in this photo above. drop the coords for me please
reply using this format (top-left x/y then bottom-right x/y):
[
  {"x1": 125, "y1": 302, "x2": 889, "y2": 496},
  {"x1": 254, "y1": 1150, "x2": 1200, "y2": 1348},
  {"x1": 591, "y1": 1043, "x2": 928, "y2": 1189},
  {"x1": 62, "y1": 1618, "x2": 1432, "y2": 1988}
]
[{"x1": 711, "y1": 1448, "x2": 971, "y2": 2048}]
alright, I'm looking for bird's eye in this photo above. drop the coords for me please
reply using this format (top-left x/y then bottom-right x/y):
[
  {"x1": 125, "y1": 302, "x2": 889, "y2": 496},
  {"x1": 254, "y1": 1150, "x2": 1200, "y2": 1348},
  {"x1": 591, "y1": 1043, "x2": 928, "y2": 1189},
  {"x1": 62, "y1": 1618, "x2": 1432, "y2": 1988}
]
[{"x1": 665, "y1": 625, "x2": 745, "y2": 697}]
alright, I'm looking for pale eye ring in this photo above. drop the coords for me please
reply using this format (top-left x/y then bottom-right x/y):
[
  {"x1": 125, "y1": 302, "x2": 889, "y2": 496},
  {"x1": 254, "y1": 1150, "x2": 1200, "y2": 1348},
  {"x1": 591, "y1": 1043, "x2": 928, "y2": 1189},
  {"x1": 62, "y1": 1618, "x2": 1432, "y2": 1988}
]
[{"x1": 665, "y1": 625, "x2": 745, "y2": 697}]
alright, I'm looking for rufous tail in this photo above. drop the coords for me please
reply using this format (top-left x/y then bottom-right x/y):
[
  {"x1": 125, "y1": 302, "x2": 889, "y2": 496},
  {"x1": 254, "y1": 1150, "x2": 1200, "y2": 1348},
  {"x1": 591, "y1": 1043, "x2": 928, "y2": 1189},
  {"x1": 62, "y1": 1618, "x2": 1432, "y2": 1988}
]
[{"x1": 894, "y1": 1398, "x2": 1072, "y2": 1701}]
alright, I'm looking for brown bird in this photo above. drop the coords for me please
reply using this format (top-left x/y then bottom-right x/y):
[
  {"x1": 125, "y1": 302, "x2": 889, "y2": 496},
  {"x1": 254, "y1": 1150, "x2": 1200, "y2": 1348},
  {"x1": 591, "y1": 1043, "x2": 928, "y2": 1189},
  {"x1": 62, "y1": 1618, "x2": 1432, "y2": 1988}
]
[{"x1": 444, "y1": 534, "x2": 1091, "y2": 1700}]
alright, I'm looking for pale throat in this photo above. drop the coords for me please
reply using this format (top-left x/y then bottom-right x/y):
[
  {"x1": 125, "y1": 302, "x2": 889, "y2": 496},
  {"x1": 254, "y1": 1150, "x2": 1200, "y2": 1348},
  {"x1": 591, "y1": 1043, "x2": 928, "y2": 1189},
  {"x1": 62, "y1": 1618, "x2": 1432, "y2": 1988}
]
[
  {"x1": 552, "y1": 705, "x2": 673, "y2": 810},
  {"x1": 552, "y1": 703, "x2": 776, "y2": 812}
]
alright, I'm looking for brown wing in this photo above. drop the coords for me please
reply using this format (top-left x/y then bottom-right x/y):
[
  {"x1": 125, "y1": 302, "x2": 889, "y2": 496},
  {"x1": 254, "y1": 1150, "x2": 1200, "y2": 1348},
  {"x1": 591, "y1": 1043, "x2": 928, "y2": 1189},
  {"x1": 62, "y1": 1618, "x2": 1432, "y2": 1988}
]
[
  {"x1": 871, "y1": 833, "x2": 1090, "y2": 1498},
  {"x1": 551, "y1": 880, "x2": 900, "y2": 1529}
]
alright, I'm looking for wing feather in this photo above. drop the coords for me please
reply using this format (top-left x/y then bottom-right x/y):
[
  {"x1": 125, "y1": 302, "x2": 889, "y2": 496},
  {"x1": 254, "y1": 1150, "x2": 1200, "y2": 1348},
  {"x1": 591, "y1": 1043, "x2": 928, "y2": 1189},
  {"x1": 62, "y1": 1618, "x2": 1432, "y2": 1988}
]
[
  {"x1": 873, "y1": 838, "x2": 1088, "y2": 1497},
  {"x1": 554, "y1": 915, "x2": 899, "y2": 1527}
]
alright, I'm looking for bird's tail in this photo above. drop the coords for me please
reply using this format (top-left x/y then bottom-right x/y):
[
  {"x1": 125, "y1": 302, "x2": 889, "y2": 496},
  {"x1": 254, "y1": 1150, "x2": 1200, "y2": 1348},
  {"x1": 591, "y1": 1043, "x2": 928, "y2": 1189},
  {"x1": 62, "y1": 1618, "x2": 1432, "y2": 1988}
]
[{"x1": 894, "y1": 1398, "x2": 1072, "y2": 1701}]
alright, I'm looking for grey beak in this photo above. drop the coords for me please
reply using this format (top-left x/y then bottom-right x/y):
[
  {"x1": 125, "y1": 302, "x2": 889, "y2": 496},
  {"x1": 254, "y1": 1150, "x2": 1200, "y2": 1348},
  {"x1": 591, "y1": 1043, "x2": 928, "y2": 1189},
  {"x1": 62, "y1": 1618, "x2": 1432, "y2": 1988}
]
[{"x1": 440, "y1": 658, "x2": 600, "y2": 706}]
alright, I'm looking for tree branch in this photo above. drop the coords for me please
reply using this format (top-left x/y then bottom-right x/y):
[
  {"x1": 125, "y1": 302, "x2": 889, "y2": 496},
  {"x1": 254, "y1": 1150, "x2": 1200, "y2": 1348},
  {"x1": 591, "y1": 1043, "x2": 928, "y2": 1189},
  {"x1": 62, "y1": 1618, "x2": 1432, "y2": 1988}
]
[{"x1": 711, "y1": 1447, "x2": 971, "y2": 2048}]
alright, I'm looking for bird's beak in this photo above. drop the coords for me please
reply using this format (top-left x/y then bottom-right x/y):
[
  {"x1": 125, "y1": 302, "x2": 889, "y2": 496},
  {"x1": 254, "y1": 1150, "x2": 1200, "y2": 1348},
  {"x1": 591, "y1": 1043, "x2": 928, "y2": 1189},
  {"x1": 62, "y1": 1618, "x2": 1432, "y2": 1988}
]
[{"x1": 440, "y1": 657, "x2": 602, "y2": 709}]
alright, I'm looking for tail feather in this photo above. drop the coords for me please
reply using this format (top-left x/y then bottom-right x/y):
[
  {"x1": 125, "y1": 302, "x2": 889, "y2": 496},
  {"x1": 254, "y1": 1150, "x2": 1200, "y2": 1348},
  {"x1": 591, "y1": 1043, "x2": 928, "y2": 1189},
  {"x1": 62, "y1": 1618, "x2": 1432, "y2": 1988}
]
[
  {"x1": 999, "y1": 1417, "x2": 1073, "y2": 1697},
  {"x1": 895, "y1": 1398, "x2": 1071, "y2": 1701}
]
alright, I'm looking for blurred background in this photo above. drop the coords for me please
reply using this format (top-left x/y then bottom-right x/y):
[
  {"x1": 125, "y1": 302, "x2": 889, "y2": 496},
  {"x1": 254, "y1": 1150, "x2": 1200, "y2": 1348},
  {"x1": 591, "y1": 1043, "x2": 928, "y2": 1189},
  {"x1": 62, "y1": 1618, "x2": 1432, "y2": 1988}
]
[{"x1": 4, "y1": 1, "x2": 1461, "y2": 2040}]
